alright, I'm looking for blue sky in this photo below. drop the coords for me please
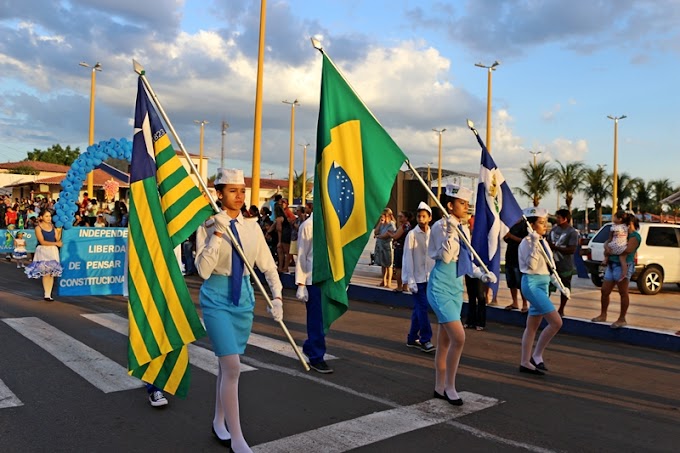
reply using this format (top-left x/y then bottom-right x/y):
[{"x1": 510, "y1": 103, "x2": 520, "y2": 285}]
[{"x1": 0, "y1": 0, "x2": 678, "y2": 209}]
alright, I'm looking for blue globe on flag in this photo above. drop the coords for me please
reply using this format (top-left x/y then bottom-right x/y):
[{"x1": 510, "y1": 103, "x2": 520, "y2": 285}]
[{"x1": 327, "y1": 162, "x2": 354, "y2": 228}]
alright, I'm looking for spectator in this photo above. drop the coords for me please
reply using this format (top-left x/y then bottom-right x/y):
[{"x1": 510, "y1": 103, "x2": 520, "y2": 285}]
[
  {"x1": 503, "y1": 218, "x2": 529, "y2": 312},
  {"x1": 374, "y1": 208, "x2": 396, "y2": 288},
  {"x1": 547, "y1": 209, "x2": 579, "y2": 317},
  {"x1": 391, "y1": 211, "x2": 413, "y2": 292}
]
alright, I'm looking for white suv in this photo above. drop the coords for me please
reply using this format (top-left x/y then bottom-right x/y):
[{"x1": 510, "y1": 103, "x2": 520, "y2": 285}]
[{"x1": 584, "y1": 222, "x2": 680, "y2": 295}]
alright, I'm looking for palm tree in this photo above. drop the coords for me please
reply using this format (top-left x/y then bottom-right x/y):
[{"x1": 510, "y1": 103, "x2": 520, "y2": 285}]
[
  {"x1": 632, "y1": 180, "x2": 653, "y2": 215},
  {"x1": 283, "y1": 172, "x2": 314, "y2": 201},
  {"x1": 649, "y1": 178, "x2": 675, "y2": 213},
  {"x1": 553, "y1": 160, "x2": 586, "y2": 214},
  {"x1": 582, "y1": 166, "x2": 611, "y2": 228},
  {"x1": 516, "y1": 161, "x2": 553, "y2": 207},
  {"x1": 616, "y1": 173, "x2": 643, "y2": 212}
]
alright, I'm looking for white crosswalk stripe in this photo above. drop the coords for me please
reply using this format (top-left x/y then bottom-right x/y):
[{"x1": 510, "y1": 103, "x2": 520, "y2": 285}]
[
  {"x1": 82, "y1": 313, "x2": 257, "y2": 374},
  {"x1": 247, "y1": 332, "x2": 337, "y2": 362},
  {"x1": 2, "y1": 317, "x2": 143, "y2": 393},
  {"x1": 0, "y1": 378, "x2": 23, "y2": 409},
  {"x1": 252, "y1": 392, "x2": 501, "y2": 452}
]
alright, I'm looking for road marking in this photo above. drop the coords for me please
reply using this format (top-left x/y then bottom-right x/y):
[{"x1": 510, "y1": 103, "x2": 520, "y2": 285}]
[
  {"x1": 247, "y1": 332, "x2": 337, "y2": 362},
  {"x1": 253, "y1": 394, "x2": 500, "y2": 453},
  {"x1": 2, "y1": 317, "x2": 143, "y2": 393},
  {"x1": 244, "y1": 357, "x2": 555, "y2": 453},
  {"x1": 0, "y1": 378, "x2": 23, "y2": 409},
  {"x1": 81, "y1": 313, "x2": 257, "y2": 374}
]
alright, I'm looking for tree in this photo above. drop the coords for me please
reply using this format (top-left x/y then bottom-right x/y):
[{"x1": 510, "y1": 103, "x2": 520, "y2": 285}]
[
  {"x1": 632, "y1": 180, "x2": 653, "y2": 215},
  {"x1": 26, "y1": 144, "x2": 80, "y2": 166},
  {"x1": 616, "y1": 173, "x2": 643, "y2": 212},
  {"x1": 516, "y1": 161, "x2": 553, "y2": 207},
  {"x1": 582, "y1": 166, "x2": 611, "y2": 228},
  {"x1": 553, "y1": 160, "x2": 586, "y2": 214},
  {"x1": 282, "y1": 172, "x2": 313, "y2": 201},
  {"x1": 104, "y1": 157, "x2": 130, "y2": 173},
  {"x1": 649, "y1": 178, "x2": 675, "y2": 213}
]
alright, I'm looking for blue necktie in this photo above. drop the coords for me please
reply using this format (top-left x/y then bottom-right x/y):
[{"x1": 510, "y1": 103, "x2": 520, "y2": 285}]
[
  {"x1": 230, "y1": 219, "x2": 244, "y2": 305},
  {"x1": 456, "y1": 224, "x2": 473, "y2": 277}
]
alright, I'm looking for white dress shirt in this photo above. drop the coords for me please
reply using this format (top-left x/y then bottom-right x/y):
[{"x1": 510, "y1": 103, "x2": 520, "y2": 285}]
[
  {"x1": 195, "y1": 212, "x2": 282, "y2": 299},
  {"x1": 295, "y1": 213, "x2": 313, "y2": 286},
  {"x1": 518, "y1": 234, "x2": 556, "y2": 275},
  {"x1": 427, "y1": 216, "x2": 480, "y2": 277},
  {"x1": 401, "y1": 225, "x2": 434, "y2": 284}
]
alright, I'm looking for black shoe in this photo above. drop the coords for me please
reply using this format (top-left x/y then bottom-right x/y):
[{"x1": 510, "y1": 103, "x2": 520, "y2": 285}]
[
  {"x1": 444, "y1": 390, "x2": 463, "y2": 406},
  {"x1": 44, "y1": 297, "x2": 54, "y2": 302},
  {"x1": 519, "y1": 365, "x2": 545, "y2": 376},
  {"x1": 309, "y1": 361, "x2": 334, "y2": 374},
  {"x1": 433, "y1": 390, "x2": 447, "y2": 400},
  {"x1": 211, "y1": 426, "x2": 231, "y2": 447},
  {"x1": 530, "y1": 357, "x2": 548, "y2": 371},
  {"x1": 406, "y1": 339, "x2": 422, "y2": 348}
]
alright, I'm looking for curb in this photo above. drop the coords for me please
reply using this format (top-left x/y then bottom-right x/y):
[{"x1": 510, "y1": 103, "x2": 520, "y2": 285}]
[{"x1": 276, "y1": 272, "x2": 680, "y2": 353}]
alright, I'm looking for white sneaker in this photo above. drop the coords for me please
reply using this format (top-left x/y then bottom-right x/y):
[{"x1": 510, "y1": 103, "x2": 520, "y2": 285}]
[
  {"x1": 17, "y1": 264, "x2": 21, "y2": 268},
  {"x1": 148, "y1": 390, "x2": 168, "y2": 407}
]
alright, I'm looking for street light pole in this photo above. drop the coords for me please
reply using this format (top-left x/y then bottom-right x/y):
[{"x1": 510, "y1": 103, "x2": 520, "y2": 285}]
[
  {"x1": 220, "y1": 120, "x2": 229, "y2": 168},
  {"x1": 283, "y1": 99, "x2": 299, "y2": 202},
  {"x1": 79, "y1": 61, "x2": 102, "y2": 197},
  {"x1": 474, "y1": 60, "x2": 500, "y2": 153},
  {"x1": 529, "y1": 150, "x2": 542, "y2": 167},
  {"x1": 607, "y1": 115, "x2": 627, "y2": 213},
  {"x1": 432, "y1": 128, "x2": 446, "y2": 200},
  {"x1": 250, "y1": 0, "x2": 267, "y2": 207},
  {"x1": 194, "y1": 120, "x2": 209, "y2": 183},
  {"x1": 299, "y1": 142, "x2": 310, "y2": 202}
]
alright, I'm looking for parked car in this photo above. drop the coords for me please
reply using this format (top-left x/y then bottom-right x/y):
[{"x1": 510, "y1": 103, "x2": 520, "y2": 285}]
[{"x1": 584, "y1": 222, "x2": 680, "y2": 295}]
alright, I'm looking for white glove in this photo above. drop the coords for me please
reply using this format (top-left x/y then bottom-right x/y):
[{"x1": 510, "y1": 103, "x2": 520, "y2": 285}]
[
  {"x1": 408, "y1": 281, "x2": 418, "y2": 294},
  {"x1": 296, "y1": 285, "x2": 308, "y2": 302},
  {"x1": 527, "y1": 231, "x2": 542, "y2": 244},
  {"x1": 481, "y1": 272, "x2": 497, "y2": 284},
  {"x1": 212, "y1": 211, "x2": 230, "y2": 235},
  {"x1": 561, "y1": 287, "x2": 571, "y2": 300},
  {"x1": 445, "y1": 216, "x2": 457, "y2": 234},
  {"x1": 268, "y1": 298, "x2": 283, "y2": 322}
]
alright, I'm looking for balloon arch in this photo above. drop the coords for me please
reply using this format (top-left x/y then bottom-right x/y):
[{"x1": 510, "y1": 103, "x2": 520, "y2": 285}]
[{"x1": 54, "y1": 138, "x2": 132, "y2": 229}]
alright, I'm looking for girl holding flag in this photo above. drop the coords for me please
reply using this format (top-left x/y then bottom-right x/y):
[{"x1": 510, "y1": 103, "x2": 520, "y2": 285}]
[
  {"x1": 427, "y1": 184, "x2": 495, "y2": 405},
  {"x1": 518, "y1": 207, "x2": 563, "y2": 375},
  {"x1": 195, "y1": 168, "x2": 284, "y2": 452}
]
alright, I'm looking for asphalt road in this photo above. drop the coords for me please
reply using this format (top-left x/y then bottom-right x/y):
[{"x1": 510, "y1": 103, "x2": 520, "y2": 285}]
[{"x1": 1, "y1": 261, "x2": 679, "y2": 452}]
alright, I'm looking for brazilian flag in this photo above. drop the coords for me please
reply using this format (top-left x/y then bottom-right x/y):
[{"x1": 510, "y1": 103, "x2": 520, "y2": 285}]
[
  {"x1": 313, "y1": 53, "x2": 407, "y2": 331},
  {"x1": 127, "y1": 78, "x2": 212, "y2": 397}
]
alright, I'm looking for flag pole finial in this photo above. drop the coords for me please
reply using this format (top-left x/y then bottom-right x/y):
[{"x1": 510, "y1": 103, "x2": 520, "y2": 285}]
[
  {"x1": 466, "y1": 119, "x2": 480, "y2": 137},
  {"x1": 132, "y1": 59, "x2": 145, "y2": 75},
  {"x1": 310, "y1": 37, "x2": 323, "y2": 52}
]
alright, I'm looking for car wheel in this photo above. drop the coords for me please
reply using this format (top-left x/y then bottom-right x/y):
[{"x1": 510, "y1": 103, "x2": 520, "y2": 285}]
[
  {"x1": 636, "y1": 266, "x2": 663, "y2": 295},
  {"x1": 590, "y1": 273, "x2": 602, "y2": 287}
]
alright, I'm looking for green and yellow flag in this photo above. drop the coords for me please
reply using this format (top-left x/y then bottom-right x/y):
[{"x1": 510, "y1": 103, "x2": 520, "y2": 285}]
[
  {"x1": 313, "y1": 53, "x2": 407, "y2": 331},
  {"x1": 127, "y1": 78, "x2": 212, "y2": 397}
]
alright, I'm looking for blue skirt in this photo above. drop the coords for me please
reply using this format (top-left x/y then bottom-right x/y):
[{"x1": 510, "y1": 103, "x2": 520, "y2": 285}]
[
  {"x1": 199, "y1": 274, "x2": 256, "y2": 356},
  {"x1": 521, "y1": 274, "x2": 555, "y2": 316},
  {"x1": 427, "y1": 260, "x2": 464, "y2": 323}
]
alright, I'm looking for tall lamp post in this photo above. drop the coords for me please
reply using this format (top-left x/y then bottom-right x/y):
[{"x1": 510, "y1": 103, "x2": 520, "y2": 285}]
[
  {"x1": 299, "y1": 142, "x2": 310, "y2": 202},
  {"x1": 79, "y1": 61, "x2": 102, "y2": 197},
  {"x1": 474, "y1": 60, "x2": 500, "y2": 153},
  {"x1": 529, "y1": 150, "x2": 542, "y2": 167},
  {"x1": 432, "y1": 128, "x2": 446, "y2": 200},
  {"x1": 607, "y1": 115, "x2": 627, "y2": 213},
  {"x1": 250, "y1": 0, "x2": 267, "y2": 206},
  {"x1": 194, "y1": 120, "x2": 209, "y2": 183},
  {"x1": 220, "y1": 120, "x2": 229, "y2": 168},
  {"x1": 283, "y1": 99, "x2": 299, "y2": 202}
]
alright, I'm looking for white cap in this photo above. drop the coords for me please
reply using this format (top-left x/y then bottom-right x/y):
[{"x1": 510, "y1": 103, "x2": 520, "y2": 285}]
[
  {"x1": 417, "y1": 201, "x2": 432, "y2": 215},
  {"x1": 445, "y1": 183, "x2": 473, "y2": 202},
  {"x1": 214, "y1": 168, "x2": 245, "y2": 186},
  {"x1": 523, "y1": 206, "x2": 548, "y2": 218}
]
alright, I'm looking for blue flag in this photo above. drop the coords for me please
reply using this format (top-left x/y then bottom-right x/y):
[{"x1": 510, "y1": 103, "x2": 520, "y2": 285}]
[{"x1": 470, "y1": 133, "x2": 523, "y2": 297}]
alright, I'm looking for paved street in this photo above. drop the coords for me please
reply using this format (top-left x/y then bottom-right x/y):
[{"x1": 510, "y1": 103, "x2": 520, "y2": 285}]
[{"x1": 1, "y1": 259, "x2": 680, "y2": 452}]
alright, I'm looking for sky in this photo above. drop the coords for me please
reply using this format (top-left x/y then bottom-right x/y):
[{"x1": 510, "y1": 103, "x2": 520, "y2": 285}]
[{"x1": 1, "y1": 0, "x2": 679, "y2": 209}]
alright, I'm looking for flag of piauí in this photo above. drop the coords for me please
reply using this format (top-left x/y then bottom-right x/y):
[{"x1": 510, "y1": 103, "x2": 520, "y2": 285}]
[
  {"x1": 470, "y1": 132, "x2": 523, "y2": 297},
  {"x1": 313, "y1": 53, "x2": 406, "y2": 331},
  {"x1": 127, "y1": 77, "x2": 212, "y2": 397}
]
